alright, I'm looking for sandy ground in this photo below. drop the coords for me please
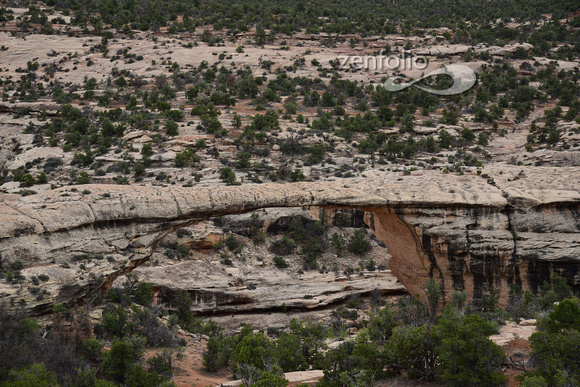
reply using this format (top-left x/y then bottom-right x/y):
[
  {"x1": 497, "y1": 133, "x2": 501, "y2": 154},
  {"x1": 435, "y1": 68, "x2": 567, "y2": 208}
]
[{"x1": 171, "y1": 334, "x2": 232, "y2": 387}]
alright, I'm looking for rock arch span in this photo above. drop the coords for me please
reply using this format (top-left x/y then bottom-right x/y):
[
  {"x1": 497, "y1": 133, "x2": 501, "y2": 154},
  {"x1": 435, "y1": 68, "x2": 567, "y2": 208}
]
[{"x1": 0, "y1": 167, "x2": 578, "y2": 314}]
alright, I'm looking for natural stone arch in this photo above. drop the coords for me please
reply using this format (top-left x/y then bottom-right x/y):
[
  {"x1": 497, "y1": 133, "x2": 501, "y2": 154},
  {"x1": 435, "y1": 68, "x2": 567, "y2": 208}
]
[{"x1": 1, "y1": 166, "x2": 579, "y2": 315}]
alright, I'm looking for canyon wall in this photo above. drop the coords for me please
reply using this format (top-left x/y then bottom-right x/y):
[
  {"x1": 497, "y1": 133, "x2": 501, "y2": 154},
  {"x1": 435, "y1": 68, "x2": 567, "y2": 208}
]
[{"x1": 0, "y1": 166, "x2": 578, "y2": 314}]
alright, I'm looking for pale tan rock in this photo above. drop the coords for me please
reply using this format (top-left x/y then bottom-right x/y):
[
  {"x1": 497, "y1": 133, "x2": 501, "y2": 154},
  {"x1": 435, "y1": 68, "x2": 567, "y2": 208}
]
[
  {"x1": 133, "y1": 135, "x2": 153, "y2": 143},
  {"x1": 222, "y1": 370, "x2": 324, "y2": 386},
  {"x1": 123, "y1": 130, "x2": 145, "y2": 141},
  {"x1": 0, "y1": 166, "x2": 578, "y2": 314},
  {"x1": 490, "y1": 321, "x2": 536, "y2": 346},
  {"x1": 413, "y1": 126, "x2": 438, "y2": 135},
  {"x1": 285, "y1": 370, "x2": 324, "y2": 384}
]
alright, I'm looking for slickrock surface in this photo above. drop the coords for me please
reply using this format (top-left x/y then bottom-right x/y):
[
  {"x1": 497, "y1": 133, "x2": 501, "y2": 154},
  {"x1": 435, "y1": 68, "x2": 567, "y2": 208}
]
[
  {"x1": 136, "y1": 260, "x2": 403, "y2": 314},
  {"x1": 0, "y1": 165, "x2": 578, "y2": 313}
]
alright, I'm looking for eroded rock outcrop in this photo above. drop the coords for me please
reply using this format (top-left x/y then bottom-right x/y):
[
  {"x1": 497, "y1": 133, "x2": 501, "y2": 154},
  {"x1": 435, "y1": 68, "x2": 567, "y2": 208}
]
[
  {"x1": 138, "y1": 261, "x2": 404, "y2": 315},
  {"x1": 0, "y1": 166, "x2": 578, "y2": 314}
]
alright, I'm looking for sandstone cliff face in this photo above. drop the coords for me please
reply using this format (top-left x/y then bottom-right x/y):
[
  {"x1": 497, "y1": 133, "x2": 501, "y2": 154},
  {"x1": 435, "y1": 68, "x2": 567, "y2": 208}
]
[{"x1": 0, "y1": 166, "x2": 578, "y2": 314}]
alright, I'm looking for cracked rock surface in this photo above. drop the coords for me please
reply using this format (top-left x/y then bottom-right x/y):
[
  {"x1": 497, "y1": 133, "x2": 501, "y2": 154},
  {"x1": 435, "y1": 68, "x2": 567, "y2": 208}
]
[{"x1": 0, "y1": 165, "x2": 578, "y2": 313}]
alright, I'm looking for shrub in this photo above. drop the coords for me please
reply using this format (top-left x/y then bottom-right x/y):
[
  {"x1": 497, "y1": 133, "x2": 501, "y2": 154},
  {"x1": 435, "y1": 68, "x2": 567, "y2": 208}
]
[
  {"x1": 36, "y1": 172, "x2": 48, "y2": 184},
  {"x1": 76, "y1": 171, "x2": 91, "y2": 184},
  {"x1": 461, "y1": 128, "x2": 475, "y2": 142},
  {"x1": 348, "y1": 229, "x2": 371, "y2": 255},
  {"x1": 225, "y1": 235, "x2": 243, "y2": 252},
  {"x1": 133, "y1": 282, "x2": 154, "y2": 306},
  {"x1": 165, "y1": 120, "x2": 179, "y2": 136},
  {"x1": 478, "y1": 132, "x2": 489, "y2": 146},
  {"x1": 290, "y1": 169, "x2": 305, "y2": 182},
  {"x1": 524, "y1": 298, "x2": 580, "y2": 385},
  {"x1": 220, "y1": 168, "x2": 239, "y2": 185},
  {"x1": 173, "y1": 291, "x2": 193, "y2": 329},
  {"x1": 318, "y1": 340, "x2": 380, "y2": 386},
  {"x1": 3, "y1": 363, "x2": 59, "y2": 387},
  {"x1": 133, "y1": 163, "x2": 145, "y2": 177},
  {"x1": 174, "y1": 148, "x2": 200, "y2": 168},
  {"x1": 507, "y1": 273, "x2": 572, "y2": 322},
  {"x1": 330, "y1": 233, "x2": 346, "y2": 255},
  {"x1": 146, "y1": 350, "x2": 175, "y2": 379},
  {"x1": 387, "y1": 324, "x2": 438, "y2": 380},
  {"x1": 435, "y1": 311, "x2": 507, "y2": 386},
  {"x1": 175, "y1": 245, "x2": 191, "y2": 259},
  {"x1": 368, "y1": 305, "x2": 398, "y2": 343},
  {"x1": 248, "y1": 213, "x2": 265, "y2": 243},
  {"x1": 203, "y1": 330, "x2": 243, "y2": 372},
  {"x1": 273, "y1": 256, "x2": 288, "y2": 268},
  {"x1": 123, "y1": 364, "x2": 164, "y2": 386},
  {"x1": 270, "y1": 236, "x2": 295, "y2": 255},
  {"x1": 8, "y1": 262, "x2": 25, "y2": 273},
  {"x1": 520, "y1": 376, "x2": 548, "y2": 387},
  {"x1": 307, "y1": 144, "x2": 325, "y2": 164},
  {"x1": 231, "y1": 332, "x2": 273, "y2": 375},
  {"x1": 102, "y1": 338, "x2": 143, "y2": 383},
  {"x1": 438, "y1": 129, "x2": 455, "y2": 148},
  {"x1": 82, "y1": 337, "x2": 105, "y2": 361},
  {"x1": 283, "y1": 101, "x2": 298, "y2": 114},
  {"x1": 176, "y1": 228, "x2": 192, "y2": 238},
  {"x1": 102, "y1": 305, "x2": 128, "y2": 338},
  {"x1": 252, "y1": 367, "x2": 289, "y2": 387},
  {"x1": 440, "y1": 106, "x2": 460, "y2": 125}
]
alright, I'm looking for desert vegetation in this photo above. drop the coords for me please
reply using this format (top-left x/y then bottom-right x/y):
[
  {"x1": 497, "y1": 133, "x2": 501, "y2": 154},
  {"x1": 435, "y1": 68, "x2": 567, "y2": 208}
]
[
  {"x1": 0, "y1": 0, "x2": 578, "y2": 192},
  {"x1": 0, "y1": 0, "x2": 579, "y2": 385},
  {"x1": 1, "y1": 273, "x2": 578, "y2": 386}
]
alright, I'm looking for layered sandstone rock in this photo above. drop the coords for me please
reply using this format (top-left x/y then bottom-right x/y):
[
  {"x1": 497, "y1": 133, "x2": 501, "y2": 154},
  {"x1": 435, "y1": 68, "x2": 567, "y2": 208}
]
[
  {"x1": 0, "y1": 166, "x2": 578, "y2": 314},
  {"x1": 135, "y1": 260, "x2": 404, "y2": 315}
]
